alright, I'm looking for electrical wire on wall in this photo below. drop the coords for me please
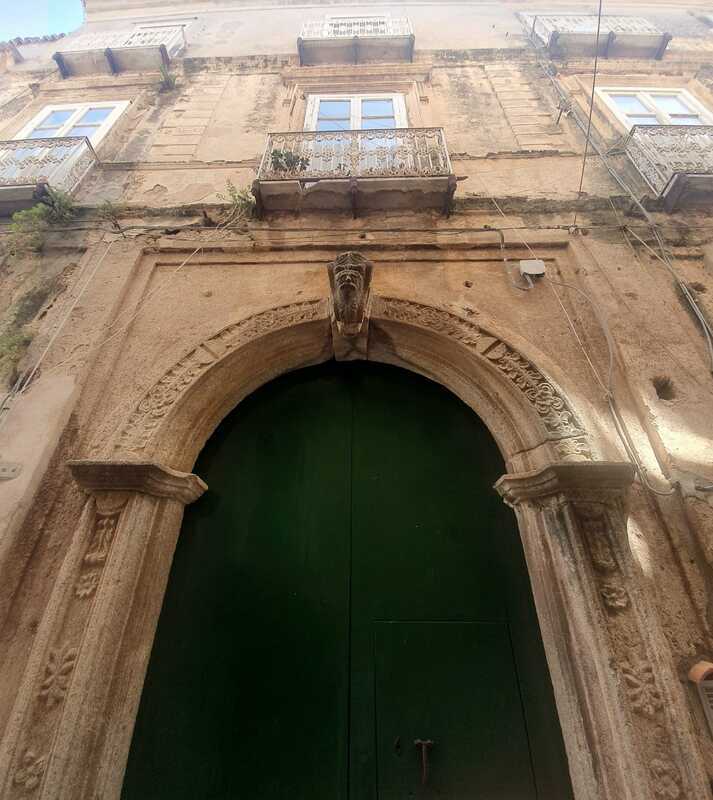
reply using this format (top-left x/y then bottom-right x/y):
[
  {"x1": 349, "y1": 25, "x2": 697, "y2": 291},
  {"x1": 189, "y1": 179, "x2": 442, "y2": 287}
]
[
  {"x1": 0, "y1": 195, "x2": 262, "y2": 439},
  {"x1": 572, "y1": 0, "x2": 604, "y2": 228},
  {"x1": 485, "y1": 194, "x2": 676, "y2": 497},
  {"x1": 527, "y1": 33, "x2": 713, "y2": 374}
]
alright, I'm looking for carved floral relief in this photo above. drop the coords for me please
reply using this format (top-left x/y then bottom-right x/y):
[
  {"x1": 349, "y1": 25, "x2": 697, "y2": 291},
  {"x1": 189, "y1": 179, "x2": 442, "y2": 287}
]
[
  {"x1": 38, "y1": 646, "x2": 78, "y2": 709},
  {"x1": 650, "y1": 758, "x2": 682, "y2": 799},
  {"x1": 13, "y1": 749, "x2": 45, "y2": 791},
  {"x1": 600, "y1": 581, "x2": 629, "y2": 611},
  {"x1": 115, "y1": 300, "x2": 323, "y2": 453},
  {"x1": 379, "y1": 298, "x2": 592, "y2": 457},
  {"x1": 621, "y1": 659, "x2": 663, "y2": 718}
]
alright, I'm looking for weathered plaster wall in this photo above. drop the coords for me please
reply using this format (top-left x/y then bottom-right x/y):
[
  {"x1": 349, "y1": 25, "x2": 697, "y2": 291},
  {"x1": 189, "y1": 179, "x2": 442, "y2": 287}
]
[{"x1": 1, "y1": 0, "x2": 713, "y2": 797}]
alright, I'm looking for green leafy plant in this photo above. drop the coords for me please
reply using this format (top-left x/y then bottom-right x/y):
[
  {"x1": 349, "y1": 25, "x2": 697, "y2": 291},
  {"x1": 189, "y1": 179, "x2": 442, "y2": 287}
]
[
  {"x1": 216, "y1": 179, "x2": 256, "y2": 221},
  {"x1": 0, "y1": 330, "x2": 33, "y2": 388},
  {"x1": 96, "y1": 199, "x2": 129, "y2": 232},
  {"x1": 159, "y1": 65, "x2": 177, "y2": 93},
  {"x1": 270, "y1": 149, "x2": 309, "y2": 173},
  {"x1": 7, "y1": 188, "x2": 75, "y2": 254}
]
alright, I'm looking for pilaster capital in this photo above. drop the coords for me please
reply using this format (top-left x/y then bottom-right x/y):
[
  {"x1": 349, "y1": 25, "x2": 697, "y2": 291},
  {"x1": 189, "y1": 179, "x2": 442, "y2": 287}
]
[
  {"x1": 67, "y1": 459, "x2": 207, "y2": 505},
  {"x1": 495, "y1": 461, "x2": 635, "y2": 507}
]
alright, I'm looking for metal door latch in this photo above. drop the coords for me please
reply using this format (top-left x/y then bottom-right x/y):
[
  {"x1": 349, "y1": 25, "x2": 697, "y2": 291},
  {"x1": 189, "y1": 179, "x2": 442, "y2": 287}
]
[{"x1": 414, "y1": 739, "x2": 434, "y2": 785}]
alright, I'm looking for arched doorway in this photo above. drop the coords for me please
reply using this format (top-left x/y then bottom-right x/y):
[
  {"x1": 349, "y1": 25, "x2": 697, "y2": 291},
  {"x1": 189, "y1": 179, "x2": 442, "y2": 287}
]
[{"x1": 121, "y1": 361, "x2": 572, "y2": 799}]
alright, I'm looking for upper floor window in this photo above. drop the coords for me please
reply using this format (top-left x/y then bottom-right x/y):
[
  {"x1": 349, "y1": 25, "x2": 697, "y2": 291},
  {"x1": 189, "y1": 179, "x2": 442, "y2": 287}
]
[
  {"x1": 598, "y1": 88, "x2": 713, "y2": 130},
  {"x1": 15, "y1": 102, "x2": 129, "y2": 145},
  {"x1": 305, "y1": 94, "x2": 407, "y2": 132}
]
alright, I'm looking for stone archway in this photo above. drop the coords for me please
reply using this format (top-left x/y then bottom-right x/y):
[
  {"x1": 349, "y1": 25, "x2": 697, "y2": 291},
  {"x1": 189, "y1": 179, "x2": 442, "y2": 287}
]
[{"x1": 0, "y1": 290, "x2": 708, "y2": 800}]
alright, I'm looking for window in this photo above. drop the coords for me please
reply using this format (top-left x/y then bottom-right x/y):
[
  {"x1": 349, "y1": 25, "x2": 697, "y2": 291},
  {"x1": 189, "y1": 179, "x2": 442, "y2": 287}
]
[
  {"x1": 305, "y1": 94, "x2": 407, "y2": 132},
  {"x1": 598, "y1": 88, "x2": 713, "y2": 130},
  {"x1": 15, "y1": 102, "x2": 129, "y2": 146}
]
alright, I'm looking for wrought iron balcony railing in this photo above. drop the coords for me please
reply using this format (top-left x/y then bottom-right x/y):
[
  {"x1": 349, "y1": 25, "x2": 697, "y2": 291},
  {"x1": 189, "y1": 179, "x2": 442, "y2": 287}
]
[
  {"x1": 298, "y1": 16, "x2": 414, "y2": 64},
  {"x1": 624, "y1": 125, "x2": 713, "y2": 208},
  {"x1": 254, "y1": 128, "x2": 454, "y2": 214},
  {"x1": 0, "y1": 137, "x2": 97, "y2": 194},
  {"x1": 518, "y1": 13, "x2": 670, "y2": 58},
  {"x1": 300, "y1": 17, "x2": 413, "y2": 40},
  {"x1": 257, "y1": 128, "x2": 451, "y2": 181},
  {"x1": 54, "y1": 26, "x2": 186, "y2": 76}
]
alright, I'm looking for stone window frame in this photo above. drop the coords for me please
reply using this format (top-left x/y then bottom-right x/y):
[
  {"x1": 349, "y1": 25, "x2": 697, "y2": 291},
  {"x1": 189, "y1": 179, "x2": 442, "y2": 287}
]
[
  {"x1": 304, "y1": 92, "x2": 408, "y2": 131},
  {"x1": 15, "y1": 100, "x2": 130, "y2": 147},
  {"x1": 596, "y1": 86, "x2": 713, "y2": 133}
]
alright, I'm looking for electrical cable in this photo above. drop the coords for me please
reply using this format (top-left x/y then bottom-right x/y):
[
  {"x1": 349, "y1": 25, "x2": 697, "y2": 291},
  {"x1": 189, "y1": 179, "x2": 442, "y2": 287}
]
[
  {"x1": 0, "y1": 240, "x2": 116, "y2": 437},
  {"x1": 0, "y1": 201, "x2": 257, "y2": 431},
  {"x1": 530, "y1": 43, "x2": 713, "y2": 373},
  {"x1": 485, "y1": 195, "x2": 676, "y2": 497},
  {"x1": 572, "y1": 0, "x2": 604, "y2": 228}
]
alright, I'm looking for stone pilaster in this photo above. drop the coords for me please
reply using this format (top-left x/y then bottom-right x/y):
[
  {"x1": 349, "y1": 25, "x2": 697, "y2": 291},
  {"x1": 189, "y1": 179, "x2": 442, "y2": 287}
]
[
  {"x1": 497, "y1": 462, "x2": 711, "y2": 800},
  {"x1": 0, "y1": 461, "x2": 206, "y2": 800}
]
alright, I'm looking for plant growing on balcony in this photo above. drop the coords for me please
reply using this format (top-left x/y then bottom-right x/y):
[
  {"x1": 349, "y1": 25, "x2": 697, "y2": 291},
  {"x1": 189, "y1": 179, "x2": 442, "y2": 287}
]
[
  {"x1": 7, "y1": 188, "x2": 75, "y2": 254},
  {"x1": 216, "y1": 179, "x2": 255, "y2": 222},
  {"x1": 270, "y1": 149, "x2": 309, "y2": 174}
]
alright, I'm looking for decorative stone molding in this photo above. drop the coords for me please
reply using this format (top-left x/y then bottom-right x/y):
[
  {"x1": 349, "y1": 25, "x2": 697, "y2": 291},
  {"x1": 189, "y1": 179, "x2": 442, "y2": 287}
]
[
  {"x1": 494, "y1": 459, "x2": 710, "y2": 800},
  {"x1": 107, "y1": 296, "x2": 592, "y2": 462},
  {"x1": 376, "y1": 297, "x2": 593, "y2": 460},
  {"x1": 0, "y1": 460, "x2": 207, "y2": 799},
  {"x1": 111, "y1": 300, "x2": 325, "y2": 455},
  {"x1": 67, "y1": 460, "x2": 207, "y2": 504},
  {"x1": 328, "y1": 252, "x2": 372, "y2": 361},
  {"x1": 495, "y1": 461, "x2": 635, "y2": 505}
]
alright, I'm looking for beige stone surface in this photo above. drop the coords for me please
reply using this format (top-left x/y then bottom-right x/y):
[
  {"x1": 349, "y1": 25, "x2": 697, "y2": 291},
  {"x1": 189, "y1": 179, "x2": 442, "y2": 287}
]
[{"x1": 1, "y1": 0, "x2": 713, "y2": 797}]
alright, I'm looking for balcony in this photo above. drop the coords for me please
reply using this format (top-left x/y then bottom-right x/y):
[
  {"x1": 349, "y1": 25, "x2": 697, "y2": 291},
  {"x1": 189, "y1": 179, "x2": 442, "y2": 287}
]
[
  {"x1": 253, "y1": 128, "x2": 455, "y2": 215},
  {"x1": 518, "y1": 13, "x2": 671, "y2": 59},
  {"x1": 0, "y1": 137, "x2": 97, "y2": 215},
  {"x1": 298, "y1": 16, "x2": 414, "y2": 65},
  {"x1": 53, "y1": 26, "x2": 186, "y2": 77},
  {"x1": 624, "y1": 125, "x2": 713, "y2": 210}
]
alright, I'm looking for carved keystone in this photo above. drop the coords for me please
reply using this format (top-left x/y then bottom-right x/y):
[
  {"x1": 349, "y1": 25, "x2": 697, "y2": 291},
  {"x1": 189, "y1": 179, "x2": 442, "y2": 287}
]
[{"x1": 328, "y1": 252, "x2": 373, "y2": 361}]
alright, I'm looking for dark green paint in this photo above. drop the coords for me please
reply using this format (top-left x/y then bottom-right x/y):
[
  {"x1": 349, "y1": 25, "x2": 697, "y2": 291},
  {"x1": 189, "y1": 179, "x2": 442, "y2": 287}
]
[{"x1": 122, "y1": 362, "x2": 573, "y2": 800}]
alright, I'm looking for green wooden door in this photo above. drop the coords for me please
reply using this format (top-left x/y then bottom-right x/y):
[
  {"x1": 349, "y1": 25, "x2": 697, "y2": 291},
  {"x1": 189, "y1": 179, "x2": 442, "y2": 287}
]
[{"x1": 122, "y1": 362, "x2": 572, "y2": 800}]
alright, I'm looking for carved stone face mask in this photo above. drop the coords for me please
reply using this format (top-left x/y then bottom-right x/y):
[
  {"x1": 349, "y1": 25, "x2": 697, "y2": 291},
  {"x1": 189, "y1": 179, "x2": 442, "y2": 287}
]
[{"x1": 328, "y1": 252, "x2": 373, "y2": 337}]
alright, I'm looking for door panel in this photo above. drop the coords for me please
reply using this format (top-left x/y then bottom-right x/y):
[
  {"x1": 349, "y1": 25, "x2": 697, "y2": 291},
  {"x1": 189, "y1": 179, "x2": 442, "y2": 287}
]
[
  {"x1": 348, "y1": 365, "x2": 518, "y2": 798},
  {"x1": 122, "y1": 369, "x2": 352, "y2": 799},
  {"x1": 375, "y1": 622, "x2": 536, "y2": 799},
  {"x1": 122, "y1": 362, "x2": 573, "y2": 800}
]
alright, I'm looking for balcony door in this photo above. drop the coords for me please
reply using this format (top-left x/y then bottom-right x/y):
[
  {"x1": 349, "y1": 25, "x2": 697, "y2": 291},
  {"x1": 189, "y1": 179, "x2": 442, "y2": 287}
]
[
  {"x1": 122, "y1": 362, "x2": 573, "y2": 800},
  {"x1": 304, "y1": 93, "x2": 407, "y2": 131}
]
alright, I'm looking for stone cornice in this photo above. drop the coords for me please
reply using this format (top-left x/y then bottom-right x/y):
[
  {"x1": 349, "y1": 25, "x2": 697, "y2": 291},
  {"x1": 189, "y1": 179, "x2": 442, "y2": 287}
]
[
  {"x1": 67, "y1": 459, "x2": 207, "y2": 504},
  {"x1": 495, "y1": 461, "x2": 635, "y2": 506}
]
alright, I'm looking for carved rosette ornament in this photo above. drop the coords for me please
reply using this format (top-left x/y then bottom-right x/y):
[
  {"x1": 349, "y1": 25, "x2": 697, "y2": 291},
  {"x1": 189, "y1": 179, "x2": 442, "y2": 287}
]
[{"x1": 496, "y1": 461, "x2": 707, "y2": 800}]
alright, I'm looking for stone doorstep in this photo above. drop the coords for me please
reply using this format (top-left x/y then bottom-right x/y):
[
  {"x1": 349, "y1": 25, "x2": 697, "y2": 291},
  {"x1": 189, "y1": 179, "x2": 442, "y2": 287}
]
[
  {"x1": 143, "y1": 153, "x2": 198, "y2": 162},
  {"x1": 515, "y1": 139, "x2": 568, "y2": 148},
  {"x1": 497, "y1": 93, "x2": 540, "y2": 101},
  {"x1": 159, "y1": 119, "x2": 209, "y2": 130},
  {"x1": 165, "y1": 116, "x2": 214, "y2": 126},
  {"x1": 153, "y1": 126, "x2": 207, "y2": 137},
  {"x1": 173, "y1": 101, "x2": 221, "y2": 109},
  {"x1": 153, "y1": 134, "x2": 204, "y2": 146},
  {"x1": 149, "y1": 144, "x2": 198, "y2": 156}
]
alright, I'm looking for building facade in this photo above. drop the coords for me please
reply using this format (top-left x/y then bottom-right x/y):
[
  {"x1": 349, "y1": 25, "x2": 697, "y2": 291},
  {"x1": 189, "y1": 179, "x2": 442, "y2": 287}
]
[{"x1": 1, "y1": 0, "x2": 713, "y2": 797}]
